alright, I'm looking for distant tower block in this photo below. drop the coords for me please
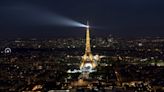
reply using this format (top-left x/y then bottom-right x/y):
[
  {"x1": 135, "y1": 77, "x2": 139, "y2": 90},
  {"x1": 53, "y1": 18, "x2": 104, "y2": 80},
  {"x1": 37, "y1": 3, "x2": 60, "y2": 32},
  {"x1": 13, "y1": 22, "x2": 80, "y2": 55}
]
[{"x1": 80, "y1": 22, "x2": 96, "y2": 69}]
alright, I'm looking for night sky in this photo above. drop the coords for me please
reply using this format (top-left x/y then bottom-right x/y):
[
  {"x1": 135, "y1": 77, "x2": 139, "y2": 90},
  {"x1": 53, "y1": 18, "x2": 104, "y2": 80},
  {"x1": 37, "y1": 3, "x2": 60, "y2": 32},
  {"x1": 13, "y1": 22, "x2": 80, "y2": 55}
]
[{"x1": 0, "y1": 0, "x2": 164, "y2": 39}]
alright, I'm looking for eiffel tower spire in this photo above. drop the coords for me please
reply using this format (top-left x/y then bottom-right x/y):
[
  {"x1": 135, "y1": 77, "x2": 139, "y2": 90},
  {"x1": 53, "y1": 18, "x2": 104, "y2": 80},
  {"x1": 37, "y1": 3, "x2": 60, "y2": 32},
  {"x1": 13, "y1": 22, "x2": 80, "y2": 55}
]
[{"x1": 85, "y1": 21, "x2": 91, "y2": 54}]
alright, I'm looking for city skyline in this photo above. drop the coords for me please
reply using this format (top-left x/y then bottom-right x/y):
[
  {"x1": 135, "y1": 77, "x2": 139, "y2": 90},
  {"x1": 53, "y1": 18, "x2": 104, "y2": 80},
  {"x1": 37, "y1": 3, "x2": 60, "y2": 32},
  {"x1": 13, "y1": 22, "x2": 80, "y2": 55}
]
[{"x1": 0, "y1": 1, "x2": 164, "y2": 91}]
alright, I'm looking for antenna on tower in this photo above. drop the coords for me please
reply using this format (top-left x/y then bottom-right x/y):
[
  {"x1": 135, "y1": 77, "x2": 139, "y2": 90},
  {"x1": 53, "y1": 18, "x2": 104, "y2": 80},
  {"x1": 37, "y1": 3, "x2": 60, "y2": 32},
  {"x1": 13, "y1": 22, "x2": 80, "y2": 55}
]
[{"x1": 86, "y1": 21, "x2": 89, "y2": 28}]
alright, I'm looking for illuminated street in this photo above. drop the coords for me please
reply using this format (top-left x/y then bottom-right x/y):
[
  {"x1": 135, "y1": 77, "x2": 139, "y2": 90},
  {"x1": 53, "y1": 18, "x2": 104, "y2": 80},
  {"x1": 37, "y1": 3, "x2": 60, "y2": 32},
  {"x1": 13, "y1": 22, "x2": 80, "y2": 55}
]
[{"x1": 1, "y1": 0, "x2": 164, "y2": 92}]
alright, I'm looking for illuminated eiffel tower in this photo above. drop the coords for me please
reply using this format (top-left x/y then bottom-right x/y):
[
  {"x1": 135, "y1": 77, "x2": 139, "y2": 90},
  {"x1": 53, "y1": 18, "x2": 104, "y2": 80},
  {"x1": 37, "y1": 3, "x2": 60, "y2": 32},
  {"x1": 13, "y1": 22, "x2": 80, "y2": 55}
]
[{"x1": 80, "y1": 22, "x2": 96, "y2": 70}]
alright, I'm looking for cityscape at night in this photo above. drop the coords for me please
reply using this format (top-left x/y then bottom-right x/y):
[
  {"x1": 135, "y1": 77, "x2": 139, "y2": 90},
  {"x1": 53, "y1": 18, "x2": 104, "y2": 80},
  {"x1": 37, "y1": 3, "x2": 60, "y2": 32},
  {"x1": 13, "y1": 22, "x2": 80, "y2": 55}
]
[
  {"x1": 0, "y1": 0, "x2": 164, "y2": 92},
  {"x1": 1, "y1": 35, "x2": 164, "y2": 91}
]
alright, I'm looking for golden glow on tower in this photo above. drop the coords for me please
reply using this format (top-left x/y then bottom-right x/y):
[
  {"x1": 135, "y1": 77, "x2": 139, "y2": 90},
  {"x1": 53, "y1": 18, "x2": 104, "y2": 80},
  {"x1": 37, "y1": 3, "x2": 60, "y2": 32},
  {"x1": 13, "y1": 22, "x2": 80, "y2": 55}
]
[{"x1": 80, "y1": 22, "x2": 96, "y2": 69}]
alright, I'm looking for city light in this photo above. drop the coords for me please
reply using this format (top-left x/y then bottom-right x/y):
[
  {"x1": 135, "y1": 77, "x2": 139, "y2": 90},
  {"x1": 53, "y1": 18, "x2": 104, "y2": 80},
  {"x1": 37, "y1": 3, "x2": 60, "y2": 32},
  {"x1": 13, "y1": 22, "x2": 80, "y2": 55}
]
[{"x1": 1, "y1": 1, "x2": 164, "y2": 92}]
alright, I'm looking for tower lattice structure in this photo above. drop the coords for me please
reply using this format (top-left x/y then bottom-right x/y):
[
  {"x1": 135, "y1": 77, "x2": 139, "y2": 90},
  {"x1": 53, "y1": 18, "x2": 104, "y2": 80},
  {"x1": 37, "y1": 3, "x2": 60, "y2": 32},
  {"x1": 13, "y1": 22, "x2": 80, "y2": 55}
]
[{"x1": 80, "y1": 22, "x2": 96, "y2": 69}]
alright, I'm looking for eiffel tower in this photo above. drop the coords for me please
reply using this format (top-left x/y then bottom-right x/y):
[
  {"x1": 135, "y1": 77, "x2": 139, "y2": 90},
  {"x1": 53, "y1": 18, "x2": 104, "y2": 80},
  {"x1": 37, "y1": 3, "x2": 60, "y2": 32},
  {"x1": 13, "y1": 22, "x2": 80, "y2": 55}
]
[{"x1": 80, "y1": 22, "x2": 96, "y2": 70}]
